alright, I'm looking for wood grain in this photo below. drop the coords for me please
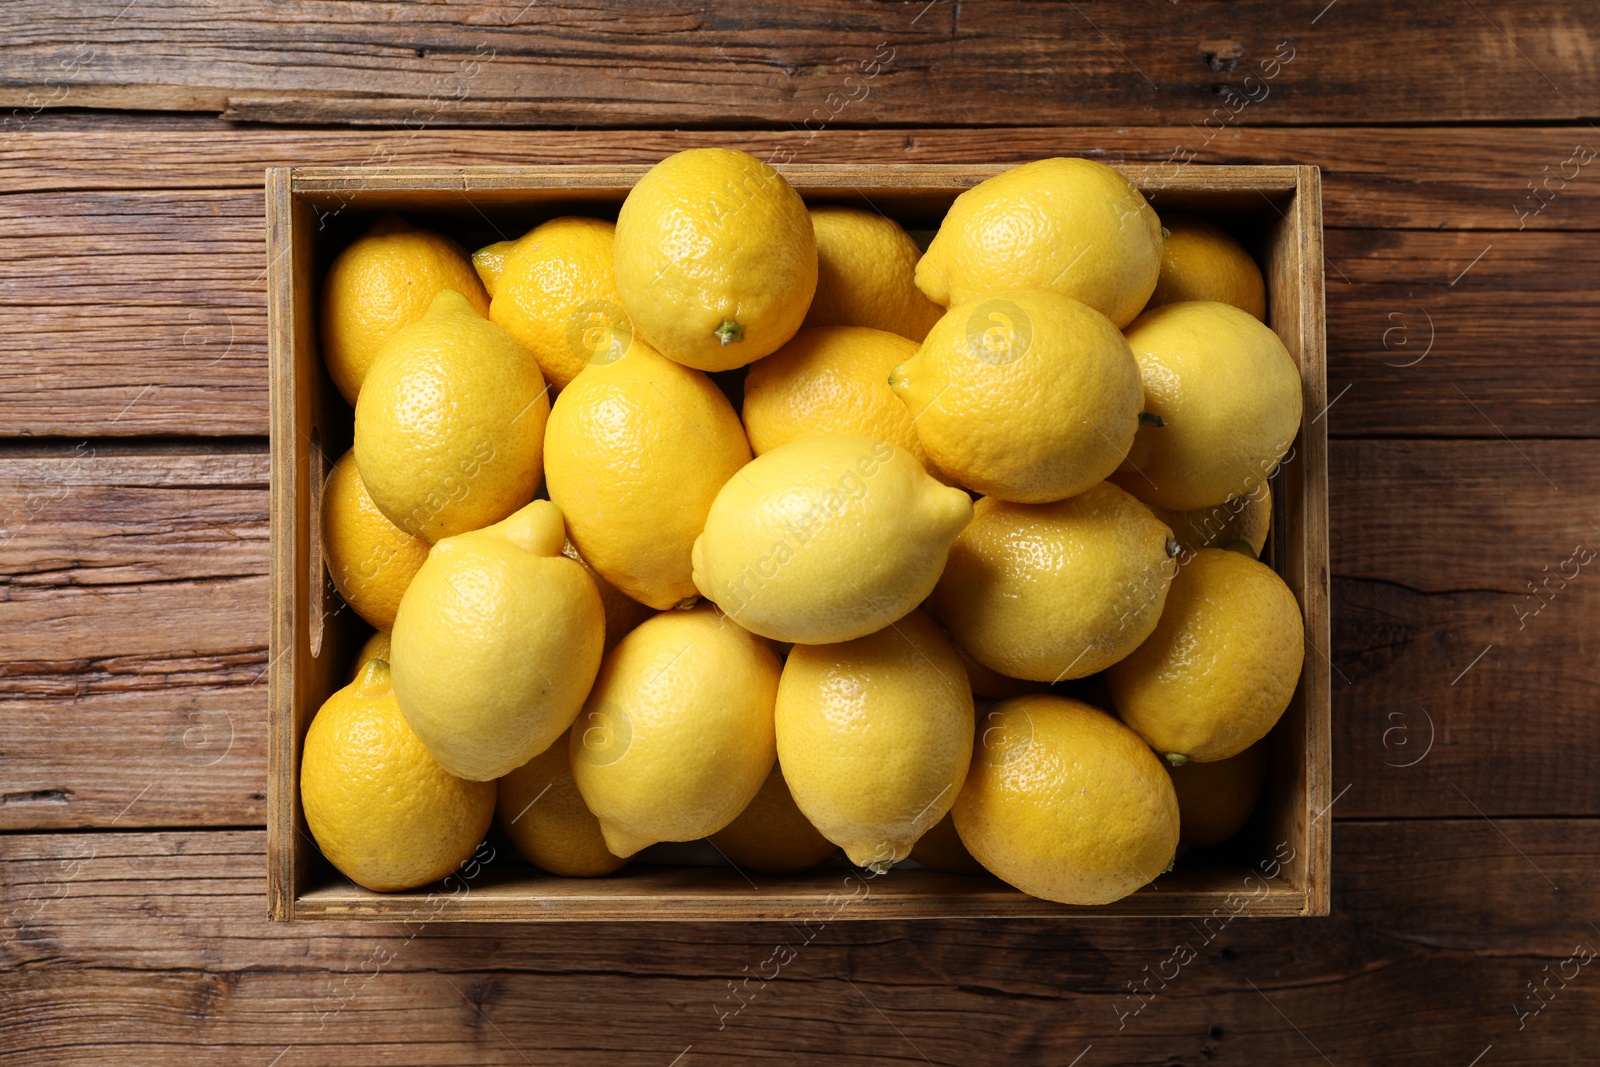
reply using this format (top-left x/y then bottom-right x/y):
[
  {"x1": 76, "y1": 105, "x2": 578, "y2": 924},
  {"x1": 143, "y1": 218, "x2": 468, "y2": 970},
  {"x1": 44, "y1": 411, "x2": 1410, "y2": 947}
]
[
  {"x1": 2, "y1": 824, "x2": 1595, "y2": 1064},
  {"x1": 2, "y1": 1, "x2": 1595, "y2": 126}
]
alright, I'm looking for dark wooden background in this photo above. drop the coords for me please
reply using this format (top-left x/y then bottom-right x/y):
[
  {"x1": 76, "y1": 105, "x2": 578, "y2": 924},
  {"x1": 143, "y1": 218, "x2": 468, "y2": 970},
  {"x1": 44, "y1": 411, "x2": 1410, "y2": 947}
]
[{"x1": 3, "y1": 2, "x2": 1598, "y2": 1063}]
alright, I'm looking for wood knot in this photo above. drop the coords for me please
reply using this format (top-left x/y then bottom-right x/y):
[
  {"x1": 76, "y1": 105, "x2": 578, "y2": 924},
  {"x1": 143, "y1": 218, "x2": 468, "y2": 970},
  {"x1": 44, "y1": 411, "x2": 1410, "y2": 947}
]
[{"x1": 1197, "y1": 38, "x2": 1244, "y2": 72}]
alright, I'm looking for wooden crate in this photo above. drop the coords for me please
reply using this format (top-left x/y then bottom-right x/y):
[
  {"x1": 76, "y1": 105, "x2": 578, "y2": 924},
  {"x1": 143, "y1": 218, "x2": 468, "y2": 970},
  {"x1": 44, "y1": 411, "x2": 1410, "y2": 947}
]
[{"x1": 266, "y1": 163, "x2": 1329, "y2": 921}]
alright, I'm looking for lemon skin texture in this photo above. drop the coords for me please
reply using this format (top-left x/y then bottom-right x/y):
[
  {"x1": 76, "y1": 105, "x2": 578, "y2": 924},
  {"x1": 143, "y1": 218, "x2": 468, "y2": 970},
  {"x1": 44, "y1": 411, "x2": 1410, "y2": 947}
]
[
  {"x1": 320, "y1": 449, "x2": 431, "y2": 632},
  {"x1": 804, "y1": 206, "x2": 943, "y2": 341},
  {"x1": 614, "y1": 148, "x2": 817, "y2": 372},
  {"x1": 692, "y1": 434, "x2": 973, "y2": 644},
  {"x1": 910, "y1": 811, "x2": 986, "y2": 875},
  {"x1": 301, "y1": 660, "x2": 496, "y2": 892},
  {"x1": 1108, "y1": 548, "x2": 1305, "y2": 764},
  {"x1": 499, "y1": 727, "x2": 628, "y2": 877},
  {"x1": 954, "y1": 696, "x2": 1179, "y2": 905},
  {"x1": 390, "y1": 500, "x2": 605, "y2": 781},
  {"x1": 709, "y1": 764, "x2": 839, "y2": 874},
  {"x1": 1147, "y1": 212, "x2": 1268, "y2": 321},
  {"x1": 775, "y1": 610, "x2": 974, "y2": 870},
  {"x1": 1168, "y1": 739, "x2": 1270, "y2": 853},
  {"x1": 891, "y1": 290, "x2": 1143, "y2": 503},
  {"x1": 931, "y1": 483, "x2": 1176, "y2": 682}
]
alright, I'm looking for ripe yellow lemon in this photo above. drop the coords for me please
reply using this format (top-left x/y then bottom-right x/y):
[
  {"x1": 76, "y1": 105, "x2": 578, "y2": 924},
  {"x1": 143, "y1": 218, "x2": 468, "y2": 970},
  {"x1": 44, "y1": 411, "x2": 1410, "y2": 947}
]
[
  {"x1": 930, "y1": 483, "x2": 1176, "y2": 682},
  {"x1": 485, "y1": 217, "x2": 632, "y2": 389},
  {"x1": 499, "y1": 727, "x2": 628, "y2": 877},
  {"x1": 890, "y1": 290, "x2": 1143, "y2": 503},
  {"x1": 614, "y1": 148, "x2": 816, "y2": 371},
  {"x1": 909, "y1": 811, "x2": 985, "y2": 875},
  {"x1": 1168, "y1": 739, "x2": 1269, "y2": 852},
  {"x1": 545, "y1": 340, "x2": 750, "y2": 609},
  {"x1": 692, "y1": 434, "x2": 973, "y2": 644},
  {"x1": 390, "y1": 500, "x2": 605, "y2": 781},
  {"x1": 954, "y1": 696, "x2": 1179, "y2": 905},
  {"x1": 1147, "y1": 213, "x2": 1267, "y2": 321},
  {"x1": 301, "y1": 660, "x2": 495, "y2": 892},
  {"x1": 570, "y1": 605, "x2": 780, "y2": 857},
  {"x1": 562, "y1": 541, "x2": 653, "y2": 650},
  {"x1": 915, "y1": 158, "x2": 1162, "y2": 328},
  {"x1": 354, "y1": 289, "x2": 549, "y2": 542},
  {"x1": 320, "y1": 215, "x2": 489, "y2": 406},
  {"x1": 709, "y1": 764, "x2": 838, "y2": 874},
  {"x1": 953, "y1": 644, "x2": 1048, "y2": 701},
  {"x1": 320, "y1": 449, "x2": 430, "y2": 632},
  {"x1": 346, "y1": 630, "x2": 392, "y2": 683},
  {"x1": 775, "y1": 610, "x2": 974, "y2": 870},
  {"x1": 803, "y1": 206, "x2": 943, "y2": 341},
  {"x1": 1113, "y1": 301, "x2": 1301, "y2": 512},
  {"x1": 471, "y1": 240, "x2": 515, "y2": 296},
  {"x1": 1156, "y1": 481, "x2": 1272, "y2": 558},
  {"x1": 1108, "y1": 548, "x2": 1304, "y2": 763},
  {"x1": 741, "y1": 326, "x2": 931, "y2": 468}
]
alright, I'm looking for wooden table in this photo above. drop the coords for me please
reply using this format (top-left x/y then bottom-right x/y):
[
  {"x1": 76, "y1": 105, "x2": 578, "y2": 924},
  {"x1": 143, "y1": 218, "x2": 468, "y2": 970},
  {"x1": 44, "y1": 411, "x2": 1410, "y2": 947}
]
[{"x1": 3, "y1": 4, "x2": 1596, "y2": 1063}]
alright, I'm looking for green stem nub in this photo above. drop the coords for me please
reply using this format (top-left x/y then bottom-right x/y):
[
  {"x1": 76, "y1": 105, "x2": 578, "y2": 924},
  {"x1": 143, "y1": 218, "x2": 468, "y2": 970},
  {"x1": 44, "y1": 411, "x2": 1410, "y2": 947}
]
[
  {"x1": 1138, "y1": 411, "x2": 1166, "y2": 428},
  {"x1": 715, "y1": 319, "x2": 745, "y2": 346},
  {"x1": 1165, "y1": 752, "x2": 1190, "y2": 766},
  {"x1": 1166, "y1": 536, "x2": 1183, "y2": 559}
]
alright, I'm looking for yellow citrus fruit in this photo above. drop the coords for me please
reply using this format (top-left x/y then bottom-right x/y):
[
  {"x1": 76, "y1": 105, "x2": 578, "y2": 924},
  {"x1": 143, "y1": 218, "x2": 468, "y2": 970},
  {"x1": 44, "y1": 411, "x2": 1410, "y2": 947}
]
[
  {"x1": 775, "y1": 610, "x2": 973, "y2": 869},
  {"x1": 916, "y1": 158, "x2": 1162, "y2": 328},
  {"x1": 301, "y1": 660, "x2": 495, "y2": 892},
  {"x1": 953, "y1": 643, "x2": 1047, "y2": 701},
  {"x1": 614, "y1": 148, "x2": 816, "y2": 371},
  {"x1": 570, "y1": 605, "x2": 780, "y2": 857},
  {"x1": 390, "y1": 500, "x2": 605, "y2": 781},
  {"x1": 709, "y1": 764, "x2": 838, "y2": 874},
  {"x1": 562, "y1": 541, "x2": 653, "y2": 650},
  {"x1": 741, "y1": 326, "x2": 931, "y2": 468},
  {"x1": 1113, "y1": 301, "x2": 1301, "y2": 512},
  {"x1": 1168, "y1": 739, "x2": 1269, "y2": 853},
  {"x1": 954, "y1": 696, "x2": 1179, "y2": 905},
  {"x1": 1156, "y1": 481, "x2": 1272, "y2": 558},
  {"x1": 931, "y1": 483, "x2": 1175, "y2": 682},
  {"x1": 692, "y1": 434, "x2": 973, "y2": 644},
  {"x1": 1147, "y1": 213, "x2": 1267, "y2": 321},
  {"x1": 320, "y1": 449, "x2": 430, "y2": 632},
  {"x1": 354, "y1": 289, "x2": 549, "y2": 542},
  {"x1": 890, "y1": 290, "x2": 1143, "y2": 503},
  {"x1": 320, "y1": 215, "x2": 489, "y2": 406},
  {"x1": 1108, "y1": 547, "x2": 1304, "y2": 763},
  {"x1": 346, "y1": 630, "x2": 392, "y2": 683},
  {"x1": 909, "y1": 811, "x2": 984, "y2": 875},
  {"x1": 545, "y1": 340, "x2": 750, "y2": 609},
  {"x1": 803, "y1": 206, "x2": 943, "y2": 341},
  {"x1": 498, "y1": 727, "x2": 627, "y2": 877},
  {"x1": 471, "y1": 240, "x2": 515, "y2": 296},
  {"x1": 485, "y1": 217, "x2": 632, "y2": 389}
]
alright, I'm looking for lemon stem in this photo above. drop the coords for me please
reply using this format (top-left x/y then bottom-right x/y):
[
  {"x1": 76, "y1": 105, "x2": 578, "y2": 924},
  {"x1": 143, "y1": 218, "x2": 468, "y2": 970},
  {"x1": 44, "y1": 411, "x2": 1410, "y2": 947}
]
[
  {"x1": 1138, "y1": 412, "x2": 1166, "y2": 428},
  {"x1": 1165, "y1": 752, "x2": 1190, "y2": 766},
  {"x1": 865, "y1": 858, "x2": 895, "y2": 875},
  {"x1": 715, "y1": 320, "x2": 744, "y2": 346}
]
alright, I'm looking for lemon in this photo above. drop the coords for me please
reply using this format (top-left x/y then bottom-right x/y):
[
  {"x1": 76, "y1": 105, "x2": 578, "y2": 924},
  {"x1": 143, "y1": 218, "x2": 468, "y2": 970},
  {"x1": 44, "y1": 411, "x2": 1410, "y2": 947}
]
[
  {"x1": 692, "y1": 434, "x2": 972, "y2": 644},
  {"x1": 545, "y1": 340, "x2": 750, "y2": 609},
  {"x1": 562, "y1": 541, "x2": 653, "y2": 650},
  {"x1": 709, "y1": 764, "x2": 838, "y2": 874},
  {"x1": 775, "y1": 610, "x2": 973, "y2": 870},
  {"x1": 320, "y1": 449, "x2": 429, "y2": 632},
  {"x1": 499, "y1": 727, "x2": 627, "y2": 877},
  {"x1": 916, "y1": 158, "x2": 1162, "y2": 328},
  {"x1": 471, "y1": 240, "x2": 515, "y2": 296},
  {"x1": 954, "y1": 696, "x2": 1178, "y2": 905},
  {"x1": 890, "y1": 290, "x2": 1143, "y2": 503},
  {"x1": 1108, "y1": 548, "x2": 1304, "y2": 763},
  {"x1": 346, "y1": 630, "x2": 392, "y2": 683},
  {"x1": 909, "y1": 812, "x2": 984, "y2": 875},
  {"x1": 930, "y1": 483, "x2": 1175, "y2": 682},
  {"x1": 485, "y1": 217, "x2": 632, "y2": 389},
  {"x1": 1113, "y1": 301, "x2": 1302, "y2": 512},
  {"x1": 1147, "y1": 213, "x2": 1267, "y2": 321},
  {"x1": 354, "y1": 289, "x2": 549, "y2": 542},
  {"x1": 803, "y1": 206, "x2": 943, "y2": 341},
  {"x1": 1156, "y1": 481, "x2": 1272, "y2": 558},
  {"x1": 570, "y1": 604, "x2": 780, "y2": 857},
  {"x1": 741, "y1": 326, "x2": 931, "y2": 468},
  {"x1": 614, "y1": 148, "x2": 816, "y2": 371},
  {"x1": 390, "y1": 500, "x2": 605, "y2": 781},
  {"x1": 953, "y1": 643, "x2": 1047, "y2": 701},
  {"x1": 1168, "y1": 739, "x2": 1269, "y2": 852},
  {"x1": 301, "y1": 660, "x2": 495, "y2": 892}
]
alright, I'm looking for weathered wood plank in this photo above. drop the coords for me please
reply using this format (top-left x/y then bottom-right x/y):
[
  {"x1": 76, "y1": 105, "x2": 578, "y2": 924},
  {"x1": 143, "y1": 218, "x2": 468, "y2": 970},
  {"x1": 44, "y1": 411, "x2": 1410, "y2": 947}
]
[
  {"x1": 2, "y1": 442, "x2": 1597, "y2": 827},
  {"x1": 2, "y1": 1, "x2": 1596, "y2": 126},
  {"x1": 1, "y1": 823, "x2": 1595, "y2": 1064}
]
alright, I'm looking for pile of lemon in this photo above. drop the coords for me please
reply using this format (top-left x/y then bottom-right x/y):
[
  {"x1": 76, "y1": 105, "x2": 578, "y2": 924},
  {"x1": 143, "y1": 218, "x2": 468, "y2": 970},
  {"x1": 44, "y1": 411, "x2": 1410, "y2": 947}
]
[{"x1": 303, "y1": 150, "x2": 1305, "y2": 906}]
